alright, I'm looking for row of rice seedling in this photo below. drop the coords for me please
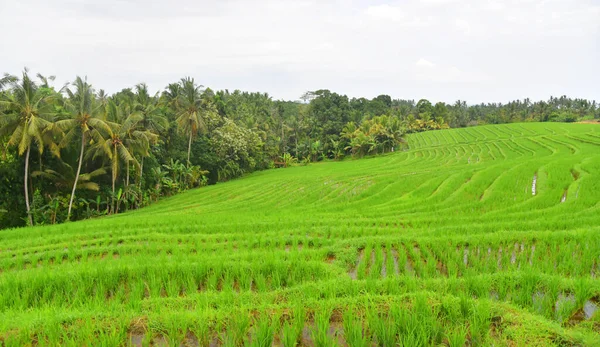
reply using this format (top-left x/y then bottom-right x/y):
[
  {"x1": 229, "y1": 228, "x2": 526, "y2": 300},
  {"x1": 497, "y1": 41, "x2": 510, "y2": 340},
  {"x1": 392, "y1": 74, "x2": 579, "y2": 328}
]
[
  {"x1": 4, "y1": 290, "x2": 598, "y2": 346},
  {"x1": 0, "y1": 259, "x2": 336, "y2": 311}
]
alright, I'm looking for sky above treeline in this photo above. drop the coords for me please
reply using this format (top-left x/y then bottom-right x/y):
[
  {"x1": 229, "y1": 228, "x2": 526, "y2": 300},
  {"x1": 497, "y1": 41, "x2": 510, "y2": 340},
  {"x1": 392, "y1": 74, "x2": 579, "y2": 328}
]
[{"x1": 1, "y1": 0, "x2": 599, "y2": 104}]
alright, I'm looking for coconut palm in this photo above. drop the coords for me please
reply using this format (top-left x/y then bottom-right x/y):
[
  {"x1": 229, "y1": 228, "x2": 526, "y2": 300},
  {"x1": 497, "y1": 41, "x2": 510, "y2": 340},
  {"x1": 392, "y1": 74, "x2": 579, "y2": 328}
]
[
  {"x1": 175, "y1": 77, "x2": 216, "y2": 166},
  {"x1": 55, "y1": 76, "x2": 111, "y2": 220},
  {"x1": 0, "y1": 69, "x2": 60, "y2": 225},
  {"x1": 160, "y1": 82, "x2": 181, "y2": 110},
  {"x1": 32, "y1": 162, "x2": 107, "y2": 193},
  {"x1": 133, "y1": 83, "x2": 168, "y2": 190},
  {"x1": 88, "y1": 102, "x2": 154, "y2": 213}
]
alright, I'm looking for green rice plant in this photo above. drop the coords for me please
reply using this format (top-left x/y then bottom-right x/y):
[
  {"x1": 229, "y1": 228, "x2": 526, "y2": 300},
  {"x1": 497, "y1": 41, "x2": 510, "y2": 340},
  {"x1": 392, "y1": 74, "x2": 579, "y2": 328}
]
[
  {"x1": 311, "y1": 307, "x2": 336, "y2": 347},
  {"x1": 574, "y1": 278, "x2": 594, "y2": 308},
  {"x1": 420, "y1": 246, "x2": 439, "y2": 277},
  {"x1": 469, "y1": 300, "x2": 491, "y2": 345},
  {"x1": 97, "y1": 319, "x2": 128, "y2": 347},
  {"x1": 141, "y1": 328, "x2": 153, "y2": 346},
  {"x1": 395, "y1": 244, "x2": 408, "y2": 275},
  {"x1": 343, "y1": 307, "x2": 369, "y2": 347},
  {"x1": 369, "y1": 307, "x2": 396, "y2": 346},
  {"x1": 281, "y1": 305, "x2": 305, "y2": 347},
  {"x1": 239, "y1": 267, "x2": 253, "y2": 291},
  {"x1": 458, "y1": 294, "x2": 472, "y2": 319},
  {"x1": 221, "y1": 311, "x2": 251, "y2": 346},
  {"x1": 206, "y1": 270, "x2": 219, "y2": 291},
  {"x1": 445, "y1": 325, "x2": 468, "y2": 347},
  {"x1": 553, "y1": 291, "x2": 578, "y2": 323},
  {"x1": 385, "y1": 246, "x2": 397, "y2": 278},
  {"x1": 401, "y1": 293, "x2": 439, "y2": 345},
  {"x1": 164, "y1": 314, "x2": 189, "y2": 347},
  {"x1": 191, "y1": 317, "x2": 211, "y2": 347},
  {"x1": 222, "y1": 269, "x2": 235, "y2": 293},
  {"x1": 281, "y1": 321, "x2": 299, "y2": 347},
  {"x1": 440, "y1": 296, "x2": 461, "y2": 323},
  {"x1": 357, "y1": 245, "x2": 372, "y2": 280},
  {"x1": 369, "y1": 245, "x2": 384, "y2": 279},
  {"x1": 254, "y1": 273, "x2": 267, "y2": 292},
  {"x1": 251, "y1": 314, "x2": 279, "y2": 347}
]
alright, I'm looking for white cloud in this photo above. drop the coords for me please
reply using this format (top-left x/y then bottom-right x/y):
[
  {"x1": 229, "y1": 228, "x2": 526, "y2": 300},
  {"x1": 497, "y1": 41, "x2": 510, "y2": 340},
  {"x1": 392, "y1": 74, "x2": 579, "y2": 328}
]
[
  {"x1": 454, "y1": 18, "x2": 472, "y2": 34},
  {"x1": 416, "y1": 59, "x2": 436, "y2": 68},
  {"x1": 0, "y1": 0, "x2": 598, "y2": 103},
  {"x1": 365, "y1": 4, "x2": 405, "y2": 21},
  {"x1": 414, "y1": 59, "x2": 484, "y2": 83},
  {"x1": 420, "y1": 0, "x2": 458, "y2": 5}
]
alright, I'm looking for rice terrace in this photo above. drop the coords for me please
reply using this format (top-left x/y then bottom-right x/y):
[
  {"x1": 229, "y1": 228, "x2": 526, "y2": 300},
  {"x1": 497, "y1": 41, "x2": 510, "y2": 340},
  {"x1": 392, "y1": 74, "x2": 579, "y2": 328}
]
[{"x1": 2, "y1": 122, "x2": 600, "y2": 346}]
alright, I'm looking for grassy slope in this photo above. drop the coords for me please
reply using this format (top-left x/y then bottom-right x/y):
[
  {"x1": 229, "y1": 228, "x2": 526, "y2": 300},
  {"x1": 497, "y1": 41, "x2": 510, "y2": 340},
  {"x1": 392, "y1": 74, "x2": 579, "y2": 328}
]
[{"x1": 1, "y1": 123, "x2": 600, "y2": 346}]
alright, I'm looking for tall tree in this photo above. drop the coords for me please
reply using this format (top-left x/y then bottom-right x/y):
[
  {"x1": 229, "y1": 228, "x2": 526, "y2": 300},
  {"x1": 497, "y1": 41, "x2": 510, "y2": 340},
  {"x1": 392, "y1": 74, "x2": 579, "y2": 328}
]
[
  {"x1": 133, "y1": 83, "x2": 168, "y2": 188},
  {"x1": 89, "y1": 102, "x2": 150, "y2": 213},
  {"x1": 175, "y1": 77, "x2": 213, "y2": 166},
  {"x1": 56, "y1": 76, "x2": 111, "y2": 220},
  {"x1": 0, "y1": 70, "x2": 59, "y2": 225}
]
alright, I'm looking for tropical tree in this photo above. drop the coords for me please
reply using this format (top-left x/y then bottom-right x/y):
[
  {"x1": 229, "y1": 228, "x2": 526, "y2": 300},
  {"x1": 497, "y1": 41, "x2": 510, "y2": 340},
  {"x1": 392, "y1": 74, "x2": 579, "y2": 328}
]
[
  {"x1": 0, "y1": 69, "x2": 60, "y2": 225},
  {"x1": 175, "y1": 77, "x2": 216, "y2": 165},
  {"x1": 133, "y1": 83, "x2": 168, "y2": 192},
  {"x1": 56, "y1": 76, "x2": 111, "y2": 220},
  {"x1": 89, "y1": 102, "x2": 153, "y2": 213},
  {"x1": 163, "y1": 158, "x2": 185, "y2": 189},
  {"x1": 279, "y1": 153, "x2": 297, "y2": 168},
  {"x1": 150, "y1": 166, "x2": 170, "y2": 199}
]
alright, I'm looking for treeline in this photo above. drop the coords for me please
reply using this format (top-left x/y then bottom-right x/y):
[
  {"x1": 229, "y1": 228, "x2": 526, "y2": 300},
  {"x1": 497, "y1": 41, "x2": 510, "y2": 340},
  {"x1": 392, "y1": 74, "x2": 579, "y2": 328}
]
[{"x1": 1, "y1": 70, "x2": 598, "y2": 229}]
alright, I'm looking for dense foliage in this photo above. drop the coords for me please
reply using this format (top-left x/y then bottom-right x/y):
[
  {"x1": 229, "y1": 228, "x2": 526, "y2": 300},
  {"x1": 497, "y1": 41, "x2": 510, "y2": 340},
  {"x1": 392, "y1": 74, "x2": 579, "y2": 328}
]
[{"x1": 1, "y1": 70, "x2": 598, "y2": 228}]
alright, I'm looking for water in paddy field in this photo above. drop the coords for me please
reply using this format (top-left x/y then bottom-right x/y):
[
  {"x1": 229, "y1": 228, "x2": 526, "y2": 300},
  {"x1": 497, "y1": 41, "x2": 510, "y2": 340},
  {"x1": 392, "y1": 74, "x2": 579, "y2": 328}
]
[{"x1": 584, "y1": 300, "x2": 599, "y2": 319}]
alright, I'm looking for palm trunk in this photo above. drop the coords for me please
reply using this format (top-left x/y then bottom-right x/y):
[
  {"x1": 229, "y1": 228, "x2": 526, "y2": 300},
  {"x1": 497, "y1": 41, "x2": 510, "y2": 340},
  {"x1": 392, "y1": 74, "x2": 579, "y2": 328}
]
[
  {"x1": 68, "y1": 133, "x2": 85, "y2": 221},
  {"x1": 281, "y1": 122, "x2": 285, "y2": 154},
  {"x1": 187, "y1": 130, "x2": 192, "y2": 166},
  {"x1": 111, "y1": 174, "x2": 115, "y2": 215},
  {"x1": 24, "y1": 146, "x2": 33, "y2": 226},
  {"x1": 126, "y1": 161, "x2": 130, "y2": 187},
  {"x1": 295, "y1": 131, "x2": 298, "y2": 158},
  {"x1": 111, "y1": 146, "x2": 117, "y2": 215},
  {"x1": 139, "y1": 156, "x2": 144, "y2": 206}
]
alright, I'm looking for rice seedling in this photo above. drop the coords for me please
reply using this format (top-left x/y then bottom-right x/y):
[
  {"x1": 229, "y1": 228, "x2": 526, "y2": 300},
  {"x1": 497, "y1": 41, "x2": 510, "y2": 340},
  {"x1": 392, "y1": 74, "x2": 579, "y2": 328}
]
[
  {"x1": 281, "y1": 305, "x2": 305, "y2": 347},
  {"x1": 367, "y1": 304, "x2": 398, "y2": 346},
  {"x1": 311, "y1": 306, "x2": 336, "y2": 347},
  {"x1": 251, "y1": 314, "x2": 279, "y2": 347},
  {"x1": 343, "y1": 307, "x2": 369, "y2": 347},
  {"x1": 445, "y1": 325, "x2": 468, "y2": 347}
]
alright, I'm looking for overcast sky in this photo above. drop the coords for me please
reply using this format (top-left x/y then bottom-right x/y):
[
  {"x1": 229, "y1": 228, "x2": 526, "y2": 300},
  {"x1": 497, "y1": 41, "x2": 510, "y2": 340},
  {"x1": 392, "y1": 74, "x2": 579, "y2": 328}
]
[{"x1": 1, "y1": 0, "x2": 598, "y2": 103}]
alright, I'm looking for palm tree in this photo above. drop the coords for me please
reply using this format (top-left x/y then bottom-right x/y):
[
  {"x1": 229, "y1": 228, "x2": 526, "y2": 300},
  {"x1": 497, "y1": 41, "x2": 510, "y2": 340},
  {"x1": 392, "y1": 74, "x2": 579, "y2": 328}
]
[
  {"x1": 89, "y1": 102, "x2": 151, "y2": 213},
  {"x1": 150, "y1": 167, "x2": 169, "y2": 200},
  {"x1": 32, "y1": 163, "x2": 107, "y2": 193},
  {"x1": 160, "y1": 82, "x2": 181, "y2": 111},
  {"x1": 56, "y1": 76, "x2": 111, "y2": 220},
  {"x1": 175, "y1": 77, "x2": 214, "y2": 166},
  {"x1": 133, "y1": 83, "x2": 168, "y2": 191},
  {"x1": 0, "y1": 69, "x2": 59, "y2": 225}
]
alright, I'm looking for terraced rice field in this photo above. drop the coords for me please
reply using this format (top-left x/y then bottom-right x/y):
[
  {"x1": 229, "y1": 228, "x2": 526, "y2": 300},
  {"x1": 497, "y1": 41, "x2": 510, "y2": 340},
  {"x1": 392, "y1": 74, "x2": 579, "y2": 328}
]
[{"x1": 1, "y1": 122, "x2": 600, "y2": 346}]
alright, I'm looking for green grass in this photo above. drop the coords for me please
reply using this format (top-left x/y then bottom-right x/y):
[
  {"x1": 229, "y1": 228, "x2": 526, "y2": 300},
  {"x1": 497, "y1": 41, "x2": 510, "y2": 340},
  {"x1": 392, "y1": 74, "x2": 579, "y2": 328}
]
[{"x1": 1, "y1": 122, "x2": 600, "y2": 346}]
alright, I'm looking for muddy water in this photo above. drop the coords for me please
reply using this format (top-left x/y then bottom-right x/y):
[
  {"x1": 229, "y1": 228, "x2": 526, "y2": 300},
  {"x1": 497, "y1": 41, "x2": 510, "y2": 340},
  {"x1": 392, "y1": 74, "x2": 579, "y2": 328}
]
[
  {"x1": 349, "y1": 249, "x2": 364, "y2": 280},
  {"x1": 584, "y1": 300, "x2": 599, "y2": 319}
]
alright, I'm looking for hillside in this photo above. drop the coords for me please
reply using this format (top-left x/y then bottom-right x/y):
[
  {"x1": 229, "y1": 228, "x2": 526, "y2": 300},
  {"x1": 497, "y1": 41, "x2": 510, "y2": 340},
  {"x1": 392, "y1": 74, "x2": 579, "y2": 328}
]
[{"x1": 1, "y1": 122, "x2": 600, "y2": 346}]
